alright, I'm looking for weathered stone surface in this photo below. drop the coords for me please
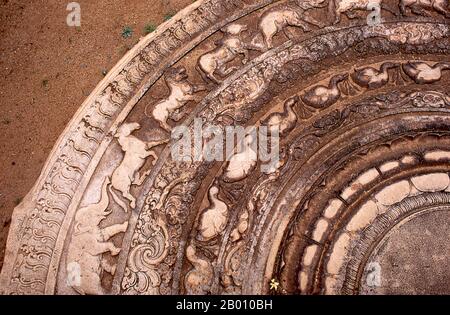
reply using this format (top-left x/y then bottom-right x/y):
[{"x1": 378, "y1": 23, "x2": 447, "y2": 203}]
[
  {"x1": 312, "y1": 218, "x2": 329, "y2": 243},
  {"x1": 375, "y1": 181, "x2": 411, "y2": 206},
  {"x1": 361, "y1": 210, "x2": 450, "y2": 295},
  {"x1": 379, "y1": 161, "x2": 399, "y2": 173},
  {"x1": 323, "y1": 199, "x2": 342, "y2": 219},
  {"x1": 302, "y1": 245, "x2": 318, "y2": 267},
  {"x1": 1, "y1": 0, "x2": 449, "y2": 295},
  {"x1": 411, "y1": 173, "x2": 450, "y2": 192},
  {"x1": 347, "y1": 200, "x2": 378, "y2": 232},
  {"x1": 424, "y1": 150, "x2": 450, "y2": 161},
  {"x1": 327, "y1": 233, "x2": 350, "y2": 275}
]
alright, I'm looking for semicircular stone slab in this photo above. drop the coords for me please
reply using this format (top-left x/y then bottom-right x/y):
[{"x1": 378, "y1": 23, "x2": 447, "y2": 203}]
[{"x1": 1, "y1": 0, "x2": 450, "y2": 295}]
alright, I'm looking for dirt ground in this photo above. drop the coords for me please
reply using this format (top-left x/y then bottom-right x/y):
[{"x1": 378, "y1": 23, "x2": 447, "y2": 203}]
[{"x1": 0, "y1": 0, "x2": 193, "y2": 271}]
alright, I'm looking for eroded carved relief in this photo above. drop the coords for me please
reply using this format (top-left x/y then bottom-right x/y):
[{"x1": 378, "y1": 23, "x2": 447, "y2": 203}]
[
  {"x1": 123, "y1": 21, "x2": 449, "y2": 295},
  {"x1": 66, "y1": 178, "x2": 128, "y2": 295},
  {"x1": 110, "y1": 123, "x2": 168, "y2": 211},
  {"x1": 224, "y1": 135, "x2": 258, "y2": 182},
  {"x1": 301, "y1": 74, "x2": 348, "y2": 109},
  {"x1": 352, "y1": 62, "x2": 398, "y2": 89},
  {"x1": 197, "y1": 186, "x2": 229, "y2": 241},
  {"x1": 197, "y1": 24, "x2": 253, "y2": 83},
  {"x1": 332, "y1": 0, "x2": 397, "y2": 24},
  {"x1": 184, "y1": 245, "x2": 214, "y2": 295},
  {"x1": 399, "y1": 0, "x2": 450, "y2": 17},
  {"x1": 149, "y1": 66, "x2": 206, "y2": 132},
  {"x1": 262, "y1": 96, "x2": 299, "y2": 136},
  {"x1": 1, "y1": 0, "x2": 449, "y2": 296},
  {"x1": 122, "y1": 215, "x2": 169, "y2": 295},
  {"x1": 402, "y1": 61, "x2": 450, "y2": 84},
  {"x1": 257, "y1": 0, "x2": 326, "y2": 49}
]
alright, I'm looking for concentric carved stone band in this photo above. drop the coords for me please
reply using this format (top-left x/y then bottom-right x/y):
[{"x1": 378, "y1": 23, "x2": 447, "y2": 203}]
[{"x1": 0, "y1": 0, "x2": 449, "y2": 295}]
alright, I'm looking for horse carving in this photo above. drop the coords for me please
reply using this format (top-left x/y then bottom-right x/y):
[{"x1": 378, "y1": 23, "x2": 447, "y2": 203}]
[
  {"x1": 150, "y1": 66, "x2": 206, "y2": 132},
  {"x1": 197, "y1": 24, "x2": 253, "y2": 84},
  {"x1": 109, "y1": 122, "x2": 169, "y2": 211}
]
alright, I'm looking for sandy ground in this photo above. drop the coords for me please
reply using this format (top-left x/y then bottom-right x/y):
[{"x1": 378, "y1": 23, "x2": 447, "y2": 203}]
[{"x1": 0, "y1": 0, "x2": 193, "y2": 271}]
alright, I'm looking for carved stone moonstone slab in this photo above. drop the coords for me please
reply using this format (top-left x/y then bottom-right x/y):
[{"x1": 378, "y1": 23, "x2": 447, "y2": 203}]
[{"x1": 1, "y1": 0, "x2": 449, "y2": 295}]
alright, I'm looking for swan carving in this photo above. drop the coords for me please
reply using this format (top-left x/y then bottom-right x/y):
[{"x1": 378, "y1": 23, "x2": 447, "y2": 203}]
[
  {"x1": 224, "y1": 135, "x2": 258, "y2": 182},
  {"x1": 198, "y1": 186, "x2": 229, "y2": 240},
  {"x1": 352, "y1": 62, "x2": 398, "y2": 89},
  {"x1": 262, "y1": 96, "x2": 299, "y2": 136},
  {"x1": 301, "y1": 74, "x2": 348, "y2": 109},
  {"x1": 402, "y1": 61, "x2": 450, "y2": 84}
]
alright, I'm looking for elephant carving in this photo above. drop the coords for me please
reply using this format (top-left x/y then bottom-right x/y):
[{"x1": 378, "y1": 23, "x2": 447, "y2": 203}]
[
  {"x1": 399, "y1": 0, "x2": 450, "y2": 17},
  {"x1": 258, "y1": 0, "x2": 326, "y2": 49},
  {"x1": 66, "y1": 177, "x2": 128, "y2": 295},
  {"x1": 331, "y1": 0, "x2": 397, "y2": 24}
]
